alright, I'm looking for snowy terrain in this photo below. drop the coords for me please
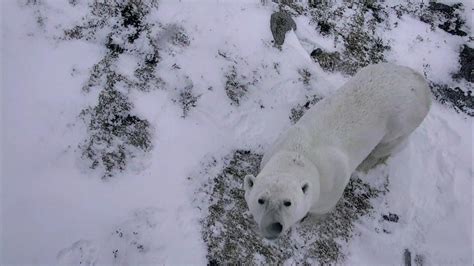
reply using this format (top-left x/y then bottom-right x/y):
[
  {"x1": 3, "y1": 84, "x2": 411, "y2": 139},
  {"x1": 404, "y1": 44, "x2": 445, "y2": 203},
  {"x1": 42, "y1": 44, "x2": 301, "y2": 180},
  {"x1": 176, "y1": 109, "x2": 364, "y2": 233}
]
[{"x1": 1, "y1": 0, "x2": 472, "y2": 265}]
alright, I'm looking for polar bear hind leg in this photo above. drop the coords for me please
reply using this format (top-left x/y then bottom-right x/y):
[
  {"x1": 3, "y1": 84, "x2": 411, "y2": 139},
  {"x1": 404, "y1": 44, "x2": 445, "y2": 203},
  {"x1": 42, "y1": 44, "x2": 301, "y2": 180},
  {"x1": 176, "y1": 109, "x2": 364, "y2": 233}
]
[{"x1": 357, "y1": 135, "x2": 409, "y2": 172}]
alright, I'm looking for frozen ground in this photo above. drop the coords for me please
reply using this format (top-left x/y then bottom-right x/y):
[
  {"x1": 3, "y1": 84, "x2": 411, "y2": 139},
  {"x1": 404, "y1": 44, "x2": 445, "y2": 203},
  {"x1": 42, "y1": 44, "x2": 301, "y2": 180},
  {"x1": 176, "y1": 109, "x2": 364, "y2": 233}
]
[{"x1": 1, "y1": 0, "x2": 472, "y2": 265}]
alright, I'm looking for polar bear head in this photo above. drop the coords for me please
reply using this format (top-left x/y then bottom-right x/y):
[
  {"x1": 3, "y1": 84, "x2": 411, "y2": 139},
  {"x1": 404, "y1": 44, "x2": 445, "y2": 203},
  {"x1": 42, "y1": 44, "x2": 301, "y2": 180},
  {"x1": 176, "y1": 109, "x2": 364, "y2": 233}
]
[{"x1": 244, "y1": 173, "x2": 313, "y2": 239}]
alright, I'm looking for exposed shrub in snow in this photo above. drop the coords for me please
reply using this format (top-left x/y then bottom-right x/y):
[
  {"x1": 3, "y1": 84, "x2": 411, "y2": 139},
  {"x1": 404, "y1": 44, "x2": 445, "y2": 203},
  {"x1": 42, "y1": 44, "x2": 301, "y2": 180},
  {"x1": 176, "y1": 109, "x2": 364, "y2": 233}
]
[
  {"x1": 78, "y1": 53, "x2": 155, "y2": 178},
  {"x1": 421, "y1": 2, "x2": 467, "y2": 37},
  {"x1": 297, "y1": 68, "x2": 312, "y2": 86},
  {"x1": 158, "y1": 23, "x2": 191, "y2": 48},
  {"x1": 392, "y1": 1, "x2": 467, "y2": 37},
  {"x1": 224, "y1": 66, "x2": 248, "y2": 106},
  {"x1": 173, "y1": 82, "x2": 201, "y2": 118},
  {"x1": 134, "y1": 50, "x2": 164, "y2": 92},
  {"x1": 342, "y1": 29, "x2": 388, "y2": 74},
  {"x1": 454, "y1": 45, "x2": 474, "y2": 83},
  {"x1": 430, "y1": 83, "x2": 473, "y2": 117},
  {"x1": 218, "y1": 49, "x2": 262, "y2": 106},
  {"x1": 79, "y1": 83, "x2": 152, "y2": 179},
  {"x1": 224, "y1": 65, "x2": 260, "y2": 106},
  {"x1": 310, "y1": 48, "x2": 345, "y2": 73},
  {"x1": 64, "y1": 0, "x2": 168, "y2": 92},
  {"x1": 82, "y1": 55, "x2": 131, "y2": 93},
  {"x1": 64, "y1": 0, "x2": 159, "y2": 42},
  {"x1": 194, "y1": 150, "x2": 389, "y2": 264},
  {"x1": 289, "y1": 94, "x2": 323, "y2": 124},
  {"x1": 308, "y1": 1, "x2": 390, "y2": 75},
  {"x1": 63, "y1": 0, "x2": 194, "y2": 177}
]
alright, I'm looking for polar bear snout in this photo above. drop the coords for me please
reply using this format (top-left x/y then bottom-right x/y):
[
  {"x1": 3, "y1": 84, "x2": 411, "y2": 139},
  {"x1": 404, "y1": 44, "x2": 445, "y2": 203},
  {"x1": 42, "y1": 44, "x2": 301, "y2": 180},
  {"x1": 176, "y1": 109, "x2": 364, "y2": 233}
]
[
  {"x1": 264, "y1": 222, "x2": 283, "y2": 239},
  {"x1": 261, "y1": 213, "x2": 285, "y2": 239}
]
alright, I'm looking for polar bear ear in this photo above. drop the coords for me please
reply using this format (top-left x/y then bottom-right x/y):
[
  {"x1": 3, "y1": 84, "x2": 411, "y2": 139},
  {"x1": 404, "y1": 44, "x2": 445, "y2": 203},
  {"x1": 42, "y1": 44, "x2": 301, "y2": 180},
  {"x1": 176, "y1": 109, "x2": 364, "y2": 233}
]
[
  {"x1": 301, "y1": 182, "x2": 310, "y2": 195},
  {"x1": 244, "y1": 174, "x2": 255, "y2": 191}
]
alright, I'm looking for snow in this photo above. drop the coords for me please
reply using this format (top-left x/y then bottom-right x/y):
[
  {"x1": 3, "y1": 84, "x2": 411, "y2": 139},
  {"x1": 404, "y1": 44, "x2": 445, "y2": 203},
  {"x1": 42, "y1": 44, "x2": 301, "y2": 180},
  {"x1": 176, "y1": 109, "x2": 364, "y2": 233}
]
[
  {"x1": 1, "y1": 0, "x2": 472, "y2": 265},
  {"x1": 386, "y1": 15, "x2": 464, "y2": 85},
  {"x1": 347, "y1": 103, "x2": 472, "y2": 264}
]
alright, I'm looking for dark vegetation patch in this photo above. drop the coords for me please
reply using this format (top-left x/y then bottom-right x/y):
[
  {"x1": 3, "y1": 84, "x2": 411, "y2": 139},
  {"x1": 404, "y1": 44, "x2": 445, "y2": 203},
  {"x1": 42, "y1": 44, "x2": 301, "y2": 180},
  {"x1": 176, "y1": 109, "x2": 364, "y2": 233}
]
[
  {"x1": 310, "y1": 48, "x2": 346, "y2": 73},
  {"x1": 218, "y1": 50, "x2": 261, "y2": 106},
  {"x1": 297, "y1": 68, "x2": 312, "y2": 86},
  {"x1": 194, "y1": 149, "x2": 389, "y2": 264},
  {"x1": 453, "y1": 45, "x2": 474, "y2": 83},
  {"x1": 223, "y1": 63, "x2": 260, "y2": 106},
  {"x1": 172, "y1": 81, "x2": 201, "y2": 118},
  {"x1": 317, "y1": 20, "x2": 333, "y2": 36},
  {"x1": 79, "y1": 82, "x2": 152, "y2": 179},
  {"x1": 392, "y1": 2, "x2": 467, "y2": 37},
  {"x1": 382, "y1": 213, "x2": 399, "y2": 223},
  {"x1": 68, "y1": 0, "x2": 159, "y2": 178},
  {"x1": 430, "y1": 83, "x2": 473, "y2": 116},
  {"x1": 225, "y1": 66, "x2": 249, "y2": 106},
  {"x1": 289, "y1": 94, "x2": 323, "y2": 124},
  {"x1": 65, "y1": 0, "x2": 166, "y2": 92},
  {"x1": 61, "y1": 0, "x2": 193, "y2": 177},
  {"x1": 308, "y1": 1, "x2": 390, "y2": 75},
  {"x1": 24, "y1": 0, "x2": 51, "y2": 30},
  {"x1": 422, "y1": 2, "x2": 467, "y2": 37}
]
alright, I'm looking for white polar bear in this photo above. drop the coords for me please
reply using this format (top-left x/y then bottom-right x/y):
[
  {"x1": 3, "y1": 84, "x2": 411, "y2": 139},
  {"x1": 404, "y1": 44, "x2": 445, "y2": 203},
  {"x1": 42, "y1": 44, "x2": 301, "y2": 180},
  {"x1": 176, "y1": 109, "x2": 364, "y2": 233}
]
[{"x1": 244, "y1": 63, "x2": 431, "y2": 239}]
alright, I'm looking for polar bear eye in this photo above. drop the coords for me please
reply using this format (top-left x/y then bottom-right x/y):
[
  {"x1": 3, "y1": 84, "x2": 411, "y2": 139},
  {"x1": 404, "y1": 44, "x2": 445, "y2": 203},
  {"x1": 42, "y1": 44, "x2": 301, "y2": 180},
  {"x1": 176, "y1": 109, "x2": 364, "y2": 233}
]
[
  {"x1": 258, "y1": 198, "x2": 265, "y2": 205},
  {"x1": 302, "y1": 183, "x2": 309, "y2": 194},
  {"x1": 283, "y1": 201, "x2": 292, "y2": 207}
]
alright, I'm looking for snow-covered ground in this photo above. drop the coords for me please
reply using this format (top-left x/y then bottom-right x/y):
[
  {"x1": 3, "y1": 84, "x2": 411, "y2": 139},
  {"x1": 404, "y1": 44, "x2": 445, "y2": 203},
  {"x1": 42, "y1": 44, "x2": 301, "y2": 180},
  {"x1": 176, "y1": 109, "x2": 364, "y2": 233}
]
[{"x1": 1, "y1": 0, "x2": 472, "y2": 265}]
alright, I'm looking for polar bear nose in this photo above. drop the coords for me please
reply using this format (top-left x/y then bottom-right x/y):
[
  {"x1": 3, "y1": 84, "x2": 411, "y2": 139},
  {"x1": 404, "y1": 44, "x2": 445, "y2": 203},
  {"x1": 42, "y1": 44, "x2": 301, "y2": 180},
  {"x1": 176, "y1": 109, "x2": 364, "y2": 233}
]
[
  {"x1": 269, "y1": 222, "x2": 283, "y2": 234},
  {"x1": 264, "y1": 222, "x2": 283, "y2": 239}
]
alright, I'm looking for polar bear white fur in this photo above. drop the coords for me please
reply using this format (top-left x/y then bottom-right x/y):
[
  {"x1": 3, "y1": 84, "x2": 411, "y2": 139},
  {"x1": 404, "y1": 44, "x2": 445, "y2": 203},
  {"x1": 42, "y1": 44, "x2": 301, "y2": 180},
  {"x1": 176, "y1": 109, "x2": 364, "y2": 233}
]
[{"x1": 244, "y1": 63, "x2": 431, "y2": 239}]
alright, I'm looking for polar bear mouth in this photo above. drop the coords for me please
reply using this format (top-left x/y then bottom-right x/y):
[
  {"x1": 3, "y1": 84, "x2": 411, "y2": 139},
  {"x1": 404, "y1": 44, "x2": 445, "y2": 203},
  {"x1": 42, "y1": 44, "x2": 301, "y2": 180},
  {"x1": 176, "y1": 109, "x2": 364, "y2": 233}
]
[{"x1": 264, "y1": 222, "x2": 283, "y2": 239}]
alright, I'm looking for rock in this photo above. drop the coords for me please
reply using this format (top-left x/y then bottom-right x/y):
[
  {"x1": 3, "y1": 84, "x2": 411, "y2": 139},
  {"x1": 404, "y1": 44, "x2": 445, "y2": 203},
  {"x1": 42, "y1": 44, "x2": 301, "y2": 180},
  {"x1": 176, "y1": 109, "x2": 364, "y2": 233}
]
[
  {"x1": 270, "y1": 11, "x2": 296, "y2": 45},
  {"x1": 404, "y1": 249, "x2": 412, "y2": 266},
  {"x1": 457, "y1": 45, "x2": 474, "y2": 83}
]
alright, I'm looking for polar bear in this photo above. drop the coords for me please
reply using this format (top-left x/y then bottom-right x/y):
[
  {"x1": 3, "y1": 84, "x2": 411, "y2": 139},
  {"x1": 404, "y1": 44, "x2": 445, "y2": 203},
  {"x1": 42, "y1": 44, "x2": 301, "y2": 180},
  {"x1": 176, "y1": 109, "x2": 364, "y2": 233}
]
[{"x1": 244, "y1": 63, "x2": 431, "y2": 239}]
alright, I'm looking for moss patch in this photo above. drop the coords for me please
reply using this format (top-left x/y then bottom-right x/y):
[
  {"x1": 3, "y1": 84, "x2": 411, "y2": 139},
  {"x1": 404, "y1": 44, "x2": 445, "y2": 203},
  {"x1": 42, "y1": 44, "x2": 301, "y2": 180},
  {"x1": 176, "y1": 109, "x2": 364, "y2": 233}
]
[
  {"x1": 66, "y1": 0, "x2": 193, "y2": 178},
  {"x1": 289, "y1": 94, "x2": 323, "y2": 124},
  {"x1": 308, "y1": 1, "x2": 390, "y2": 76},
  {"x1": 430, "y1": 83, "x2": 473, "y2": 117},
  {"x1": 79, "y1": 81, "x2": 152, "y2": 179},
  {"x1": 454, "y1": 45, "x2": 474, "y2": 83}
]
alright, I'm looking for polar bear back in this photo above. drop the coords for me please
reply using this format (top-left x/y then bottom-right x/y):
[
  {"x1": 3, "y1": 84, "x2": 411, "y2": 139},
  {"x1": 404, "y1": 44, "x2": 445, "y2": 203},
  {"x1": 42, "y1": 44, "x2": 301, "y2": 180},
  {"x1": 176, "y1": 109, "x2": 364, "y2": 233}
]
[
  {"x1": 256, "y1": 63, "x2": 431, "y2": 217},
  {"x1": 295, "y1": 63, "x2": 431, "y2": 170}
]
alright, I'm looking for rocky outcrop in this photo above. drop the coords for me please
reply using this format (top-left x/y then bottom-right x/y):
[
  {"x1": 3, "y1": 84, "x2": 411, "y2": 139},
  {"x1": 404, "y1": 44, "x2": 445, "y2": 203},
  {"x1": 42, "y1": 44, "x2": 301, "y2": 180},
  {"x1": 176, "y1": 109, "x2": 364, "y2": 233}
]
[{"x1": 270, "y1": 11, "x2": 297, "y2": 45}]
